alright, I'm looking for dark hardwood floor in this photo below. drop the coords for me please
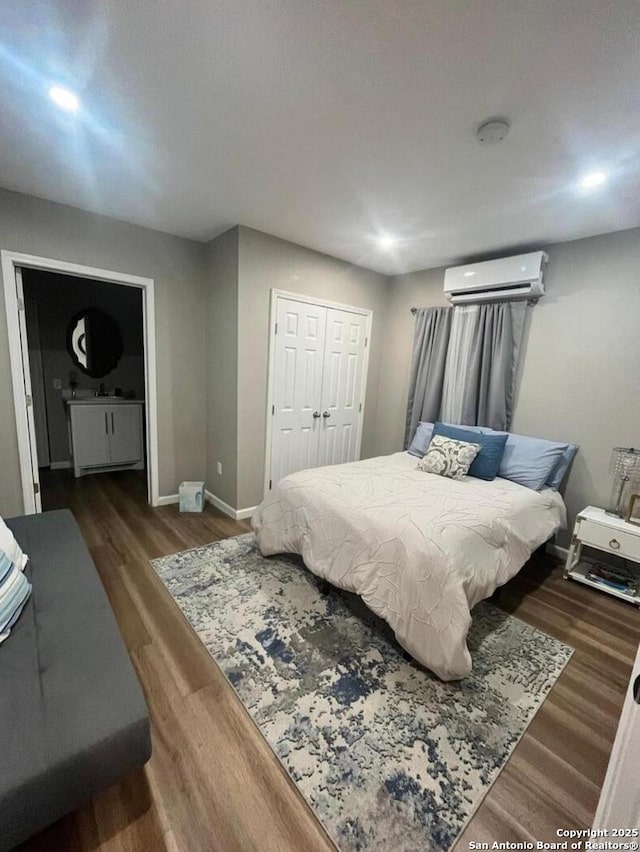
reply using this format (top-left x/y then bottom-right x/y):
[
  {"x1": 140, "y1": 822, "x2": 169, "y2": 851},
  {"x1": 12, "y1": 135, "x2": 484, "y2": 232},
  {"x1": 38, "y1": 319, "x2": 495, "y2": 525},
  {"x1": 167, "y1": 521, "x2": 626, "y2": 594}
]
[{"x1": 20, "y1": 469, "x2": 640, "y2": 851}]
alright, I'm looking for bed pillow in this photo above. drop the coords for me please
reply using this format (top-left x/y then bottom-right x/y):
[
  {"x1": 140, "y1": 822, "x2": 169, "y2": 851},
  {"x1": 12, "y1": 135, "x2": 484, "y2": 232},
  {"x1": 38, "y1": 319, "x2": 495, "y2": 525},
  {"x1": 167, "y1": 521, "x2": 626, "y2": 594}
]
[
  {"x1": 432, "y1": 422, "x2": 508, "y2": 481},
  {"x1": 0, "y1": 559, "x2": 32, "y2": 644},
  {"x1": 407, "y1": 422, "x2": 434, "y2": 457},
  {"x1": 443, "y1": 423, "x2": 485, "y2": 434},
  {"x1": 408, "y1": 421, "x2": 485, "y2": 458},
  {"x1": 546, "y1": 445, "x2": 579, "y2": 490},
  {"x1": 498, "y1": 433, "x2": 569, "y2": 491},
  {"x1": 417, "y1": 435, "x2": 481, "y2": 480},
  {"x1": 0, "y1": 517, "x2": 28, "y2": 571}
]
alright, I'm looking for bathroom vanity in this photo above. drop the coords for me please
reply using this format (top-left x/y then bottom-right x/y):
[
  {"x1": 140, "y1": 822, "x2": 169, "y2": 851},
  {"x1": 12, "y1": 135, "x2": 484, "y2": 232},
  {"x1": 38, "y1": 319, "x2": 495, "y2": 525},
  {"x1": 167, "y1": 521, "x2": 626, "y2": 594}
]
[{"x1": 67, "y1": 399, "x2": 145, "y2": 478}]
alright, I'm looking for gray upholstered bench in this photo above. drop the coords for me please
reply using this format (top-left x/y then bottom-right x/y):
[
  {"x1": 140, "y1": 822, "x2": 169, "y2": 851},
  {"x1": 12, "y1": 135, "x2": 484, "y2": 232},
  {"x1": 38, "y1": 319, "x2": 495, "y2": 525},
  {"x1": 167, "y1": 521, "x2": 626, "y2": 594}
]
[{"x1": 0, "y1": 510, "x2": 151, "y2": 851}]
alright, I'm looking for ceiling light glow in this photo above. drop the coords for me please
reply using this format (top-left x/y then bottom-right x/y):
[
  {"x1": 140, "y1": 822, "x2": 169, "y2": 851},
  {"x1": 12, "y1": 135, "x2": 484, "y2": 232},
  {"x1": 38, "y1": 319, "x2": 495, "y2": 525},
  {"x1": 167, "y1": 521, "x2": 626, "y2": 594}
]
[
  {"x1": 463, "y1": 271, "x2": 476, "y2": 277},
  {"x1": 377, "y1": 234, "x2": 397, "y2": 250},
  {"x1": 579, "y1": 171, "x2": 606, "y2": 190},
  {"x1": 48, "y1": 85, "x2": 80, "y2": 112}
]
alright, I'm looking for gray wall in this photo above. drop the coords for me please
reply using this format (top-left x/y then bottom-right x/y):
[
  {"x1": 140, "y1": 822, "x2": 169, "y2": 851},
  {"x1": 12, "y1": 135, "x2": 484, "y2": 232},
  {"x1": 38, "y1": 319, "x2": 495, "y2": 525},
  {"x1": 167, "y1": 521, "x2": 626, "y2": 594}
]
[
  {"x1": 23, "y1": 271, "x2": 145, "y2": 466},
  {"x1": 0, "y1": 187, "x2": 207, "y2": 514},
  {"x1": 511, "y1": 229, "x2": 640, "y2": 543},
  {"x1": 236, "y1": 226, "x2": 389, "y2": 509},
  {"x1": 377, "y1": 227, "x2": 640, "y2": 544},
  {"x1": 205, "y1": 227, "x2": 239, "y2": 507}
]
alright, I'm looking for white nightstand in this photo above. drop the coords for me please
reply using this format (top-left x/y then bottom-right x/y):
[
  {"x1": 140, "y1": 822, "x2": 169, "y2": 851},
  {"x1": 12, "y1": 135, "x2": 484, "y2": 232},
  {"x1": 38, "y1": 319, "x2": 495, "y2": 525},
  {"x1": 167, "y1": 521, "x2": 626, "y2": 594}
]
[{"x1": 564, "y1": 506, "x2": 640, "y2": 606}]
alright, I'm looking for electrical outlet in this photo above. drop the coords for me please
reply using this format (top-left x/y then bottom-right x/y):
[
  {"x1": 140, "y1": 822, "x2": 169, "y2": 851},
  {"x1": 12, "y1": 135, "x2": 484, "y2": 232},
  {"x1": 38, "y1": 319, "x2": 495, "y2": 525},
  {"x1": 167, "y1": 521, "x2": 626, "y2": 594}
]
[
  {"x1": 217, "y1": 461, "x2": 222, "y2": 475},
  {"x1": 53, "y1": 379, "x2": 62, "y2": 390}
]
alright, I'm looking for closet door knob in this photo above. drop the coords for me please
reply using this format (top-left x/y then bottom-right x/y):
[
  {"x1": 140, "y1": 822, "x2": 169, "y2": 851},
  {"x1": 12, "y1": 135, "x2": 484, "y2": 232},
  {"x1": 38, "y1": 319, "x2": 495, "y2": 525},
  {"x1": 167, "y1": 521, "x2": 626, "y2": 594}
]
[
  {"x1": 322, "y1": 411, "x2": 331, "y2": 418},
  {"x1": 312, "y1": 411, "x2": 321, "y2": 418},
  {"x1": 609, "y1": 538, "x2": 620, "y2": 550}
]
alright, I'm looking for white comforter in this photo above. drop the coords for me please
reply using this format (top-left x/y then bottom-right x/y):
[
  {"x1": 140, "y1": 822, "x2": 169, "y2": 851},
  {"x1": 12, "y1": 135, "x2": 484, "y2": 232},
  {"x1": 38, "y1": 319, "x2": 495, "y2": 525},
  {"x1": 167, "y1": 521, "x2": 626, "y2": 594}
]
[{"x1": 252, "y1": 452, "x2": 566, "y2": 680}]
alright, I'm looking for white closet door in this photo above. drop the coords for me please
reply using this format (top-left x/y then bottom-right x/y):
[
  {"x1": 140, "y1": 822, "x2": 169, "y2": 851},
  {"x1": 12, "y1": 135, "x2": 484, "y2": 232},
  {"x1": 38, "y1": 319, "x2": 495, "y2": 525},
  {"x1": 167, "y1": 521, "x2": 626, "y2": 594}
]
[
  {"x1": 317, "y1": 308, "x2": 368, "y2": 467},
  {"x1": 270, "y1": 298, "x2": 326, "y2": 486}
]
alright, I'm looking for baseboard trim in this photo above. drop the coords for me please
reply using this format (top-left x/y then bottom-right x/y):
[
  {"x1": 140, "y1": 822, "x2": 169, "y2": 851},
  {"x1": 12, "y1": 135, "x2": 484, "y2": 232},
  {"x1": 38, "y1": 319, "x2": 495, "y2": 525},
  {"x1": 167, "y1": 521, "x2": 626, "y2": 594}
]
[
  {"x1": 205, "y1": 490, "x2": 257, "y2": 521},
  {"x1": 205, "y1": 490, "x2": 235, "y2": 517},
  {"x1": 157, "y1": 493, "x2": 179, "y2": 506},
  {"x1": 158, "y1": 490, "x2": 256, "y2": 519},
  {"x1": 49, "y1": 461, "x2": 71, "y2": 470},
  {"x1": 546, "y1": 542, "x2": 569, "y2": 561},
  {"x1": 236, "y1": 505, "x2": 258, "y2": 521}
]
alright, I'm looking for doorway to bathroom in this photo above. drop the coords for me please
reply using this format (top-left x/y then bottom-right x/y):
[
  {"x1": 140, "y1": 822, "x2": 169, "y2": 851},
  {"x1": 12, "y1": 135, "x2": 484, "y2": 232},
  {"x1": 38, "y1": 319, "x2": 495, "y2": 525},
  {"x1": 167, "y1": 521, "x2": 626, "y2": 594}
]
[{"x1": 1, "y1": 251, "x2": 159, "y2": 513}]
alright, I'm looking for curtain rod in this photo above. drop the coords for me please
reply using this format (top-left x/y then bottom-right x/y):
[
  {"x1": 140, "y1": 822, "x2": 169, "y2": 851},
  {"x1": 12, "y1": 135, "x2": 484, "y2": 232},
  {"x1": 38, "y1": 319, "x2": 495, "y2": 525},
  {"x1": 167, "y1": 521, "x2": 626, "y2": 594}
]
[{"x1": 412, "y1": 301, "x2": 537, "y2": 314}]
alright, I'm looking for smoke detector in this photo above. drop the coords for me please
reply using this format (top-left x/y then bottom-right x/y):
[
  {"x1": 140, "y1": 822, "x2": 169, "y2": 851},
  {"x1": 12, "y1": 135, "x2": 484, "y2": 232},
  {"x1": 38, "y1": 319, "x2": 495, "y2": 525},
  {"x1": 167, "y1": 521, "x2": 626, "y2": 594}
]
[{"x1": 477, "y1": 118, "x2": 510, "y2": 144}]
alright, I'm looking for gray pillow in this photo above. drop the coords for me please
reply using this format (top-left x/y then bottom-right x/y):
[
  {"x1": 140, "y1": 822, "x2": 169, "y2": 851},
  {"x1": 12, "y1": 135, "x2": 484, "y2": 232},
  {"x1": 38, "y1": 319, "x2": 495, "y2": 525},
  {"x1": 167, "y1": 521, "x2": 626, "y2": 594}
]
[{"x1": 416, "y1": 435, "x2": 482, "y2": 480}]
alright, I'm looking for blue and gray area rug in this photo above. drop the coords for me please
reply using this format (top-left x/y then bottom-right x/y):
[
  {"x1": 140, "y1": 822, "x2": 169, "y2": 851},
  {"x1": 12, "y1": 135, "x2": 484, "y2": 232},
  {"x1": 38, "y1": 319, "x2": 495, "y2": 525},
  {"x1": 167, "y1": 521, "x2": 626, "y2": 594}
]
[{"x1": 151, "y1": 533, "x2": 573, "y2": 852}]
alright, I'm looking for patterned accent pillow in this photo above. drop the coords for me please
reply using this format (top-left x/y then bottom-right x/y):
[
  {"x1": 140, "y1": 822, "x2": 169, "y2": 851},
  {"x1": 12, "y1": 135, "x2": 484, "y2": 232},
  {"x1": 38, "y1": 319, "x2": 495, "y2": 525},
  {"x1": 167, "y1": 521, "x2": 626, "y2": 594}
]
[
  {"x1": 417, "y1": 435, "x2": 482, "y2": 480},
  {"x1": 0, "y1": 517, "x2": 28, "y2": 571},
  {"x1": 0, "y1": 554, "x2": 31, "y2": 644}
]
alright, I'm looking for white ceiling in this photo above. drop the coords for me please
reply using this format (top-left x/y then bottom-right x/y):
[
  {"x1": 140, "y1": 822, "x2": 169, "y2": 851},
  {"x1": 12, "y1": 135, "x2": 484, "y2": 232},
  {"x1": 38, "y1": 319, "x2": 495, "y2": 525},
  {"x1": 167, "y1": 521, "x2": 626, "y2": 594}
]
[{"x1": 1, "y1": 0, "x2": 639, "y2": 274}]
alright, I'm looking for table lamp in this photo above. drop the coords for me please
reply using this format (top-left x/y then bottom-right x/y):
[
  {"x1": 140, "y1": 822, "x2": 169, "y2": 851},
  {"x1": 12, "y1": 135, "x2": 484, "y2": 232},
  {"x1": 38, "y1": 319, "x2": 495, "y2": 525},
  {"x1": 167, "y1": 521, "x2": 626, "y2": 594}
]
[{"x1": 607, "y1": 447, "x2": 640, "y2": 517}]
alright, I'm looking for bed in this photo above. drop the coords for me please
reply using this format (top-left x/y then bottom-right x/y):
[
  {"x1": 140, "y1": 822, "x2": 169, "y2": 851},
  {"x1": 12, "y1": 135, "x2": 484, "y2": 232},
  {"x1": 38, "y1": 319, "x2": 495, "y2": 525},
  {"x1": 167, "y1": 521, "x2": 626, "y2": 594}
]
[{"x1": 251, "y1": 451, "x2": 566, "y2": 680}]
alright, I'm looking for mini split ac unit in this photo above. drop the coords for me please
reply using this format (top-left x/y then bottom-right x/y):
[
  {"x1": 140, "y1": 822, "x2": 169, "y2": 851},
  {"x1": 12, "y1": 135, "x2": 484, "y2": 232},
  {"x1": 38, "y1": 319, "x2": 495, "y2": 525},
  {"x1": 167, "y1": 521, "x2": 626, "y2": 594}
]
[{"x1": 443, "y1": 250, "x2": 548, "y2": 304}]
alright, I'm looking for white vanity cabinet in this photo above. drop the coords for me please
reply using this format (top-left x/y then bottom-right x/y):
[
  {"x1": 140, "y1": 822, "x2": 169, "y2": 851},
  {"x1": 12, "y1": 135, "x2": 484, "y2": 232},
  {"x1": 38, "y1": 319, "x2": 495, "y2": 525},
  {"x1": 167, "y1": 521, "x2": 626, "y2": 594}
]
[{"x1": 68, "y1": 401, "x2": 144, "y2": 477}]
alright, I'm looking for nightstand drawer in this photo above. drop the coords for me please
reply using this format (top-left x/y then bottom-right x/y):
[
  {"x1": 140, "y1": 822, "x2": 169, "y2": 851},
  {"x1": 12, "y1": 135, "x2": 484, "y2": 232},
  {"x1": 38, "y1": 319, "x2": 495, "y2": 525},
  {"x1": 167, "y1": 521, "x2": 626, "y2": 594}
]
[{"x1": 578, "y1": 519, "x2": 640, "y2": 561}]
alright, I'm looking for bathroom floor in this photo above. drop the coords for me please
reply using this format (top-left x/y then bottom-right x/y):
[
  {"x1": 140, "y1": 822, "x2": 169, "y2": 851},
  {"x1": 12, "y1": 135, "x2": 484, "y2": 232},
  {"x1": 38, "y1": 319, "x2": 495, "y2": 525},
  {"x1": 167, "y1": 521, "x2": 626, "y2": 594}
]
[{"x1": 39, "y1": 467, "x2": 148, "y2": 512}]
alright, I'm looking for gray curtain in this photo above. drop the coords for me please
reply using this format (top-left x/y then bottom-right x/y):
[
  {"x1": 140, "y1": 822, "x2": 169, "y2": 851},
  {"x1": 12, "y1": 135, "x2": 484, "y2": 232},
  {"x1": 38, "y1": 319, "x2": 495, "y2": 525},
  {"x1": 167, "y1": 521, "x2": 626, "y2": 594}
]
[
  {"x1": 440, "y1": 301, "x2": 528, "y2": 431},
  {"x1": 404, "y1": 306, "x2": 452, "y2": 447}
]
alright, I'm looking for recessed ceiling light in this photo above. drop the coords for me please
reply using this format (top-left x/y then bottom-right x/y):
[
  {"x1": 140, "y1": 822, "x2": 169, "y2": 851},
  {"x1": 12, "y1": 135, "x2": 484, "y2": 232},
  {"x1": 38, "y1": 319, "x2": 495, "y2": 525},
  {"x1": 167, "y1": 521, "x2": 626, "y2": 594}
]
[
  {"x1": 377, "y1": 234, "x2": 397, "y2": 250},
  {"x1": 463, "y1": 271, "x2": 476, "y2": 277},
  {"x1": 579, "y1": 171, "x2": 607, "y2": 190},
  {"x1": 48, "y1": 85, "x2": 80, "y2": 113}
]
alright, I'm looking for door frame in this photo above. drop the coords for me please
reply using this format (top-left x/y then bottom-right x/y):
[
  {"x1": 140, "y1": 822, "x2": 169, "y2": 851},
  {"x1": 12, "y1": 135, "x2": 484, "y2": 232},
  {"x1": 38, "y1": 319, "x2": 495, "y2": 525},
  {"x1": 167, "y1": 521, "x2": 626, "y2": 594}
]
[
  {"x1": 263, "y1": 288, "x2": 372, "y2": 499},
  {"x1": 24, "y1": 296, "x2": 51, "y2": 469},
  {"x1": 592, "y1": 637, "x2": 640, "y2": 828},
  {"x1": 1, "y1": 250, "x2": 159, "y2": 513}
]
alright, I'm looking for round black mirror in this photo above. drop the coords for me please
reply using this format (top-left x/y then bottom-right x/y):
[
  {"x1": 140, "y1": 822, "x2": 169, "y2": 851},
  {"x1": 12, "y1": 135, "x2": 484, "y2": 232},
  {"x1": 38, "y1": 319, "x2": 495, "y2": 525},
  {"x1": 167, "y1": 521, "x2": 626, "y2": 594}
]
[{"x1": 67, "y1": 308, "x2": 123, "y2": 378}]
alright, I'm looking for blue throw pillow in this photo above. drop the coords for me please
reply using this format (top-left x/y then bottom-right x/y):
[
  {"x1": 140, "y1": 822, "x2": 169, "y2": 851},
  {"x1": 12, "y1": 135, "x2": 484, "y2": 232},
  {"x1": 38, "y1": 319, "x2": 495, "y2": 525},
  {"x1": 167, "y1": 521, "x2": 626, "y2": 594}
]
[
  {"x1": 408, "y1": 421, "x2": 485, "y2": 458},
  {"x1": 497, "y1": 433, "x2": 569, "y2": 491},
  {"x1": 432, "y1": 422, "x2": 508, "y2": 481},
  {"x1": 407, "y1": 422, "x2": 434, "y2": 457},
  {"x1": 442, "y1": 423, "x2": 486, "y2": 434}
]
